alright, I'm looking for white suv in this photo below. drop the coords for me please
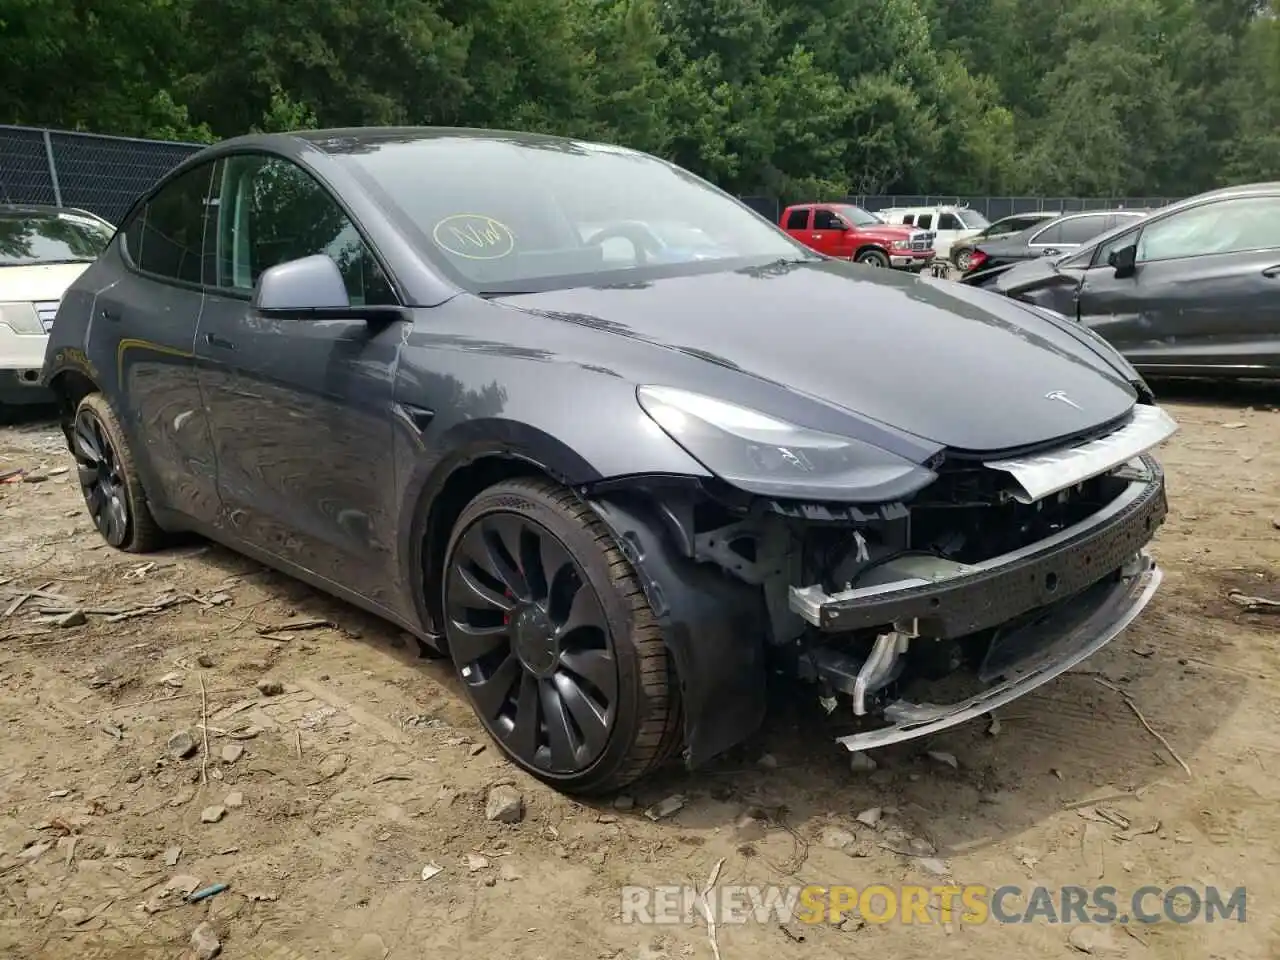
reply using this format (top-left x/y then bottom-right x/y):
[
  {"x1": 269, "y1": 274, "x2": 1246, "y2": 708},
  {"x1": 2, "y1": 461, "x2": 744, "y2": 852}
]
[
  {"x1": 0, "y1": 204, "x2": 114, "y2": 411},
  {"x1": 875, "y1": 204, "x2": 990, "y2": 260}
]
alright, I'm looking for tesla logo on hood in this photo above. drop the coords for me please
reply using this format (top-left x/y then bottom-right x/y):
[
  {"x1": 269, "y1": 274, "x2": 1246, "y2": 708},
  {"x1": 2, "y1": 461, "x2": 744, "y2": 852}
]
[{"x1": 1045, "y1": 390, "x2": 1082, "y2": 410}]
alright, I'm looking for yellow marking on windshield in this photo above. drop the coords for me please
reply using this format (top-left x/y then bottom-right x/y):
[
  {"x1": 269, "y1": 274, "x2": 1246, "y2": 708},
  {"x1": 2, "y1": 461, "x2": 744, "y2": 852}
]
[{"x1": 432, "y1": 214, "x2": 515, "y2": 260}]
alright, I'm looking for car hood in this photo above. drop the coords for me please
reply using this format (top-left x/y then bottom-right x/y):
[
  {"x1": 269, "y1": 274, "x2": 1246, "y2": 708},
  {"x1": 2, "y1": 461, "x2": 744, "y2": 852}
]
[
  {"x1": 497, "y1": 260, "x2": 1138, "y2": 454},
  {"x1": 989, "y1": 256, "x2": 1062, "y2": 295},
  {"x1": 858, "y1": 224, "x2": 917, "y2": 240},
  {"x1": 0, "y1": 262, "x2": 93, "y2": 301}
]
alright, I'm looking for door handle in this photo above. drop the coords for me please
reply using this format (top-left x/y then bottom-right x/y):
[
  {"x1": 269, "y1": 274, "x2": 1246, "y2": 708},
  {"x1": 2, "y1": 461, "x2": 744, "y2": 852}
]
[
  {"x1": 204, "y1": 333, "x2": 236, "y2": 351},
  {"x1": 1262, "y1": 265, "x2": 1280, "y2": 278}
]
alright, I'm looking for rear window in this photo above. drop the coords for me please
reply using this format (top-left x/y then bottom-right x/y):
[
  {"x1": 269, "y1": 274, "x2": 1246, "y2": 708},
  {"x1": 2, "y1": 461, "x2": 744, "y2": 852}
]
[
  {"x1": 0, "y1": 211, "x2": 113, "y2": 267},
  {"x1": 1057, "y1": 215, "x2": 1112, "y2": 245}
]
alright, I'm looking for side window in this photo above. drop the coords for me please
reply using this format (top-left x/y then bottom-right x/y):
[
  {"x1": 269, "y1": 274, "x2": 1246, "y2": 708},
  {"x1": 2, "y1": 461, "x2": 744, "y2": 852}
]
[
  {"x1": 136, "y1": 163, "x2": 214, "y2": 283},
  {"x1": 213, "y1": 154, "x2": 396, "y2": 305},
  {"x1": 916, "y1": 214, "x2": 933, "y2": 230},
  {"x1": 813, "y1": 208, "x2": 843, "y2": 230},
  {"x1": 902, "y1": 214, "x2": 915, "y2": 226},
  {"x1": 1030, "y1": 222, "x2": 1064, "y2": 245},
  {"x1": 120, "y1": 208, "x2": 145, "y2": 265},
  {"x1": 1136, "y1": 197, "x2": 1280, "y2": 263},
  {"x1": 938, "y1": 213, "x2": 961, "y2": 230},
  {"x1": 785, "y1": 208, "x2": 810, "y2": 230},
  {"x1": 1092, "y1": 227, "x2": 1139, "y2": 268},
  {"x1": 1057, "y1": 215, "x2": 1110, "y2": 245}
]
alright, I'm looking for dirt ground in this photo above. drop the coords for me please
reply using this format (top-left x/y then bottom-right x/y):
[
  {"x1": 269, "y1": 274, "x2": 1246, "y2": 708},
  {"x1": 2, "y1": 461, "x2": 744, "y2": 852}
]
[{"x1": 1, "y1": 382, "x2": 1278, "y2": 960}]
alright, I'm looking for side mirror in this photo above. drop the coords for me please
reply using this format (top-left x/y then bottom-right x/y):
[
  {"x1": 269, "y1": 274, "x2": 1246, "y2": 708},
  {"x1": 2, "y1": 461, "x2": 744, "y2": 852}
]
[
  {"x1": 831, "y1": 217, "x2": 849, "y2": 231},
  {"x1": 253, "y1": 254, "x2": 351, "y2": 314},
  {"x1": 1107, "y1": 244, "x2": 1137, "y2": 279}
]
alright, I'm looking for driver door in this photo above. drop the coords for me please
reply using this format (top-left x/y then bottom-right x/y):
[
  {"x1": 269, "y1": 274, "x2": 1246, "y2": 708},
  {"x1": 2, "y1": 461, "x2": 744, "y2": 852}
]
[
  {"x1": 811, "y1": 208, "x2": 852, "y2": 258},
  {"x1": 194, "y1": 152, "x2": 406, "y2": 606},
  {"x1": 1078, "y1": 196, "x2": 1280, "y2": 372}
]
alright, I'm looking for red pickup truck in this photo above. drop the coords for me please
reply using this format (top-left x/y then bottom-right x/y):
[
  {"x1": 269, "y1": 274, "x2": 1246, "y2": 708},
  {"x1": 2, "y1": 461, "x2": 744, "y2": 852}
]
[{"x1": 780, "y1": 202, "x2": 935, "y2": 271}]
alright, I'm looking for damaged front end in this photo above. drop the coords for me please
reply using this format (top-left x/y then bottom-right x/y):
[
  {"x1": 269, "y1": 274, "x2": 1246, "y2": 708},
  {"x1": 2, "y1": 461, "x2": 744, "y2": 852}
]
[{"x1": 588, "y1": 402, "x2": 1175, "y2": 766}]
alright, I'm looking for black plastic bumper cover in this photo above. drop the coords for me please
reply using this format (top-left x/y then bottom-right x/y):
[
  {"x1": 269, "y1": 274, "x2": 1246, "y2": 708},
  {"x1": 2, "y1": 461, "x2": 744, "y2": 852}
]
[
  {"x1": 588, "y1": 493, "x2": 768, "y2": 769},
  {"x1": 801, "y1": 466, "x2": 1167, "y2": 638}
]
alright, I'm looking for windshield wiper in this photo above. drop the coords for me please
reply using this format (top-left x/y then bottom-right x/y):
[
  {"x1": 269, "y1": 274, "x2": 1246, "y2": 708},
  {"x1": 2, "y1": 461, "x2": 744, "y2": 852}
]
[
  {"x1": 37, "y1": 257, "x2": 98, "y2": 265},
  {"x1": 757, "y1": 256, "x2": 818, "y2": 268}
]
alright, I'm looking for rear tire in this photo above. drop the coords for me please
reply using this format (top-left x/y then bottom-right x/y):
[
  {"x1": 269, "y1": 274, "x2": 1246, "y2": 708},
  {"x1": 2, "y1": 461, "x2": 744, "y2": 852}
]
[
  {"x1": 442, "y1": 478, "x2": 681, "y2": 794},
  {"x1": 70, "y1": 393, "x2": 166, "y2": 553},
  {"x1": 856, "y1": 249, "x2": 890, "y2": 268}
]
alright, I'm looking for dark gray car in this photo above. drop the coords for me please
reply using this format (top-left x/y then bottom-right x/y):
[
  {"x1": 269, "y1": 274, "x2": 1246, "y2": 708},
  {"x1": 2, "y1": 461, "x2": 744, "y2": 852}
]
[
  {"x1": 41, "y1": 127, "x2": 1177, "y2": 794},
  {"x1": 949, "y1": 211, "x2": 1061, "y2": 271},
  {"x1": 971, "y1": 183, "x2": 1280, "y2": 379},
  {"x1": 963, "y1": 209, "x2": 1149, "y2": 279}
]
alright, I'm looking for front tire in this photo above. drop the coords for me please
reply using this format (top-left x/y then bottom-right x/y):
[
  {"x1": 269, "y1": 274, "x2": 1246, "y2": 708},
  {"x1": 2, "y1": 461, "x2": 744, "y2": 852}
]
[
  {"x1": 70, "y1": 393, "x2": 166, "y2": 552},
  {"x1": 954, "y1": 248, "x2": 974, "y2": 271},
  {"x1": 442, "y1": 478, "x2": 681, "y2": 794},
  {"x1": 856, "y1": 249, "x2": 890, "y2": 268}
]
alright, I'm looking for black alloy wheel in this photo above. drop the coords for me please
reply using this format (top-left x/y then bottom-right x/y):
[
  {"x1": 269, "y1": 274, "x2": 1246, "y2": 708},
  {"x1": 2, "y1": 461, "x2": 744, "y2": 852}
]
[
  {"x1": 448, "y1": 511, "x2": 618, "y2": 772},
  {"x1": 70, "y1": 393, "x2": 164, "y2": 552},
  {"x1": 73, "y1": 405, "x2": 129, "y2": 546},
  {"x1": 442, "y1": 478, "x2": 680, "y2": 792}
]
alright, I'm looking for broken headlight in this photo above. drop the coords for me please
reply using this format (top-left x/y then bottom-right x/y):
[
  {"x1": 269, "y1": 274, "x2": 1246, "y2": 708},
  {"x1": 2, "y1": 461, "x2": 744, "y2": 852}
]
[
  {"x1": 637, "y1": 385, "x2": 936, "y2": 501},
  {"x1": 0, "y1": 302, "x2": 44, "y2": 335}
]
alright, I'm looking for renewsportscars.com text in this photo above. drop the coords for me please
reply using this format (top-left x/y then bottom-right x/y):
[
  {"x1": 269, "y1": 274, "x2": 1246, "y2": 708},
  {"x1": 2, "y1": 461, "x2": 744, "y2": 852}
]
[{"x1": 620, "y1": 883, "x2": 1247, "y2": 926}]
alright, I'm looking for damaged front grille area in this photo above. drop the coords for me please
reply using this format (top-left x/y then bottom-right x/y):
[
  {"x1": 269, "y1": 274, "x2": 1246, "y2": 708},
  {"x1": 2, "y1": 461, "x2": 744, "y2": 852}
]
[
  {"x1": 586, "y1": 411, "x2": 1174, "y2": 759},
  {"x1": 779, "y1": 452, "x2": 1167, "y2": 728},
  {"x1": 789, "y1": 455, "x2": 1166, "y2": 636}
]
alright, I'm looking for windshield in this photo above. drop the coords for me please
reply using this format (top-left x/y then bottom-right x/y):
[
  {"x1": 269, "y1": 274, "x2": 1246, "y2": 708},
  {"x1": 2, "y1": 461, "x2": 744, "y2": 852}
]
[
  {"x1": 0, "y1": 212, "x2": 112, "y2": 267},
  {"x1": 835, "y1": 204, "x2": 883, "y2": 227},
  {"x1": 958, "y1": 210, "x2": 990, "y2": 229},
  {"x1": 338, "y1": 136, "x2": 813, "y2": 294}
]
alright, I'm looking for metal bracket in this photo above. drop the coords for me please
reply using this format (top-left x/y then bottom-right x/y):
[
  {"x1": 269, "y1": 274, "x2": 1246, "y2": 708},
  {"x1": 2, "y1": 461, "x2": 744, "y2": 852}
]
[{"x1": 852, "y1": 631, "x2": 910, "y2": 715}]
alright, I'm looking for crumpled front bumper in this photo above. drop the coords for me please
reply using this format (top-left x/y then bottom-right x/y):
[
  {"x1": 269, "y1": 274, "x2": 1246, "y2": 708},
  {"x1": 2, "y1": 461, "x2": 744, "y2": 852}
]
[
  {"x1": 790, "y1": 458, "x2": 1167, "y2": 639},
  {"x1": 787, "y1": 457, "x2": 1168, "y2": 751},
  {"x1": 833, "y1": 550, "x2": 1161, "y2": 751}
]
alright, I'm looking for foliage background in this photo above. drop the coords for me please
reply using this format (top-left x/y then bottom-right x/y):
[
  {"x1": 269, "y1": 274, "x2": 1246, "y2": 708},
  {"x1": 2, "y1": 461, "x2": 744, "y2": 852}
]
[{"x1": 2, "y1": 0, "x2": 1277, "y2": 201}]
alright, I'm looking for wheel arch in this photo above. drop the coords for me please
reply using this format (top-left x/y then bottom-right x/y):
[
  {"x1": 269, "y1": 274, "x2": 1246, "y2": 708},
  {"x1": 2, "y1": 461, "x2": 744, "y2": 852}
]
[
  {"x1": 404, "y1": 440, "x2": 584, "y2": 649},
  {"x1": 854, "y1": 244, "x2": 889, "y2": 261},
  {"x1": 47, "y1": 368, "x2": 101, "y2": 449},
  {"x1": 49, "y1": 368, "x2": 99, "y2": 414}
]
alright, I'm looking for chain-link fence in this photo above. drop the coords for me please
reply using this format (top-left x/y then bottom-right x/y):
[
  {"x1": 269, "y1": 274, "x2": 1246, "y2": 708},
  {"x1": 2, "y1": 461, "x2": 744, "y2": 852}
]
[
  {"x1": 1, "y1": 123, "x2": 1184, "y2": 227},
  {"x1": 854, "y1": 195, "x2": 1180, "y2": 220},
  {"x1": 0, "y1": 125, "x2": 202, "y2": 224}
]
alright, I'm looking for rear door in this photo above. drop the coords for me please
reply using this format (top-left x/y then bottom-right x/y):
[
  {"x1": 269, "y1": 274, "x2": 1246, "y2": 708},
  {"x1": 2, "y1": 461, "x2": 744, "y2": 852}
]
[
  {"x1": 781, "y1": 206, "x2": 815, "y2": 251},
  {"x1": 85, "y1": 161, "x2": 222, "y2": 526},
  {"x1": 1078, "y1": 196, "x2": 1280, "y2": 372},
  {"x1": 1028, "y1": 213, "x2": 1112, "y2": 258}
]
